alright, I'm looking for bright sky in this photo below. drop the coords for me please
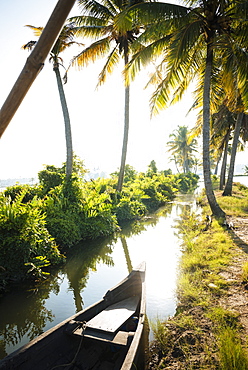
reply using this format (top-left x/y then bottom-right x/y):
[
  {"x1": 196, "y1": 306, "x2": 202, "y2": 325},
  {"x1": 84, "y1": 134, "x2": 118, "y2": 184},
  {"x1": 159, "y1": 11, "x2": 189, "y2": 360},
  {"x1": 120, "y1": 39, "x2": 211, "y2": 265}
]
[{"x1": 0, "y1": 1, "x2": 245, "y2": 180}]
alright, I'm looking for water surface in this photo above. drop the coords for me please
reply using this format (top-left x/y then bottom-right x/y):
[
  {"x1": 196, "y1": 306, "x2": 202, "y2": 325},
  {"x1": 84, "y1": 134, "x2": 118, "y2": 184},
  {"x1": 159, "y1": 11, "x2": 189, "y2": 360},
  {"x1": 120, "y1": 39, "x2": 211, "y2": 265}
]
[{"x1": 0, "y1": 194, "x2": 197, "y2": 359}]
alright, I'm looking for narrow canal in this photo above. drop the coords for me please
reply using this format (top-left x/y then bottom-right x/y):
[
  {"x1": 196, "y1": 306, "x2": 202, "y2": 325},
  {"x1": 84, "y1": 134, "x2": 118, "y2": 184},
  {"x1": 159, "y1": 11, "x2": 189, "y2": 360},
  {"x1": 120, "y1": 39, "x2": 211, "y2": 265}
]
[{"x1": 0, "y1": 192, "x2": 199, "y2": 359}]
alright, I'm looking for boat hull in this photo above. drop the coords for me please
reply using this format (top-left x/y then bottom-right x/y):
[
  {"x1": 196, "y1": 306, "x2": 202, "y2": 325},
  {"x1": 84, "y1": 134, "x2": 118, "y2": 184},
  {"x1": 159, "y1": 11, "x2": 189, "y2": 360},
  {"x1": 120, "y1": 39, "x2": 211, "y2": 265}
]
[{"x1": 0, "y1": 262, "x2": 146, "y2": 370}]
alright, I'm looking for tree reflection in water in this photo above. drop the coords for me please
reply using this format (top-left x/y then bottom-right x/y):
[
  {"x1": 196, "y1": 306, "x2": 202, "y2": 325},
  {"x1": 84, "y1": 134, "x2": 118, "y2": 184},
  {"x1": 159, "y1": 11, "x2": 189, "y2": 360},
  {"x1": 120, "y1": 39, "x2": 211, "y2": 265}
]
[
  {"x1": 65, "y1": 237, "x2": 116, "y2": 312},
  {"x1": 0, "y1": 278, "x2": 57, "y2": 358},
  {"x1": 0, "y1": 236, "x2": 116, "y2": 358},
  {"x1": 0, "y1": 195, "x2": 193, "y2": 359}
]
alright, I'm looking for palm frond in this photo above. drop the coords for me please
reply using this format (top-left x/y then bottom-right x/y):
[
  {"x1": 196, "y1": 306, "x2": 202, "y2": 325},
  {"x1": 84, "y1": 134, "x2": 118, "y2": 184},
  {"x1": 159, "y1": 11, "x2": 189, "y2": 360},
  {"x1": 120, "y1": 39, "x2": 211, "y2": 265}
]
[
  {"x1": 115, "y1": 2, "x2": 188, "y2": 34},
  {"x1": 70, "y1": 37, "x2": 111, "y2": 68},
  {"x1": 149, "y1": 28, "x2": 205, "y2": 114},
  {"x1": 77, "y1": 0, "x2": 114, "y2": 19},
  {"x1": 124, "y1": 33, "x2": 174, "y2": 85},
  {"x1": 97, "y1": 46, "x2": 120, "y2": 86},
  {"x1": 74, "y1": 25, "x2": 105, "y2": 40},
  {"x1": 24, "y1": 25, "x2": 43, "y2": 37},
  {"x1": 68, "y1": 15, "x2": 107, "y2": 27},
  {"x1": 102, "y1": 0, "x2": 120, "y2": 15},
  {"x1": 59, "y1": 40, "x2": 84, "y2": 54},
  {"x1": 149, "y1": 75, "x2": 173, "y2": 116},
  {"x1": 21, "y1": 40, "x2": 37, "y2": 51},
  {"x1": 167, "y1": 17, "x2": 202, "y2": 68}
]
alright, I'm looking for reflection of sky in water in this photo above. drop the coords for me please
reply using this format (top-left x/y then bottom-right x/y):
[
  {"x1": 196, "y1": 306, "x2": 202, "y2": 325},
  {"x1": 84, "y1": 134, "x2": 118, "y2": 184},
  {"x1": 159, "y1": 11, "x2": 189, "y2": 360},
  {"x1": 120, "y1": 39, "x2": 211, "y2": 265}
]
[
  {"x1": 44, "y1": 177, "x2": 248, "y2": 337},
  {"x1": 0, "y1": 196, "x2": 192, "y2": 356},
  {"x1": 43, "y1": 197, "x2": 193, "y2": 341},
  {"x1": 3, "y1": 179, "x2": 248, "y2": 357},
  {"x1": 0, "y1": 192, "x2": 203, "y2": 355}
]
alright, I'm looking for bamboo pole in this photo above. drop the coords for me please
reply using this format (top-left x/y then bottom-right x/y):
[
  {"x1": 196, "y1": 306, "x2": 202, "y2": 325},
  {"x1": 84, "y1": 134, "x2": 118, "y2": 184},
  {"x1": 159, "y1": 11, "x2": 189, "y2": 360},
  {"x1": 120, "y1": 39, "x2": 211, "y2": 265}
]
[{"x1": 0, "y1": 0, "x2": 76, "y2": 138}]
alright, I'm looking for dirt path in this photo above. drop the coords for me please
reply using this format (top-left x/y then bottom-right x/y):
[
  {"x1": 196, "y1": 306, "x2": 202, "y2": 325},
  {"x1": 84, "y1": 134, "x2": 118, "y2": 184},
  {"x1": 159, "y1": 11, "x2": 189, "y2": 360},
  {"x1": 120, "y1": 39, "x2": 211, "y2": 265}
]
[{"x1": 220, "y1": 216, "x2": 248, "y2": 339}]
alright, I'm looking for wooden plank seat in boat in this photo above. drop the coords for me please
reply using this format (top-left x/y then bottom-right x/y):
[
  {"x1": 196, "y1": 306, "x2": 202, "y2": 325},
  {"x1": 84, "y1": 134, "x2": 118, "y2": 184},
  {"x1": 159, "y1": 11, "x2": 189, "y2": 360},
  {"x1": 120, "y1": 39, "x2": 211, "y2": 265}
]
[
  {"x1": 82, "y1": 328, "x2": 135, "y2": 346},
  {"x1": 72, "y1": 296, "x2": 140, "y2": 345},
  {"x1": 87, "y1": 296, "x2": 140, "y2": 333}
]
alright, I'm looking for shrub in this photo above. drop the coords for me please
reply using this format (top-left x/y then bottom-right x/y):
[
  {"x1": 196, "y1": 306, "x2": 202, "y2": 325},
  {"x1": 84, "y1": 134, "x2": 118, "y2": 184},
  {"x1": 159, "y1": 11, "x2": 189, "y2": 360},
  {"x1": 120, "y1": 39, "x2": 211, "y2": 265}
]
[
  {"x1": 0, "y1": 191, "x2": 63, "y2": 279},
  {"x1": 38, "y1": 165, "x2": 65, "y2": 194},
  {"x1": 45, "y1": 212, "x2": 82, "y2": 248},
  {"x1": 111, "y1": 164, "x2": 137, "y2": 184},
  {"x1": 114, "y1": 198, "x2": 147, "y2": 222},
  {"x1": 80, "y1": 213, "x2": 118, "y2": 240},
  {"x1": 42, "y1": 179, "x2": 83, "y2": 248},
  {"x1": 175, "y1": 173, "x2": 199, "y2": 193},
  {"x1": 139, "y1": 176, "x2": 169, "y2": 212},
  {"x1": 4, "y1": 183, "x2": 42, "y2": 203}
]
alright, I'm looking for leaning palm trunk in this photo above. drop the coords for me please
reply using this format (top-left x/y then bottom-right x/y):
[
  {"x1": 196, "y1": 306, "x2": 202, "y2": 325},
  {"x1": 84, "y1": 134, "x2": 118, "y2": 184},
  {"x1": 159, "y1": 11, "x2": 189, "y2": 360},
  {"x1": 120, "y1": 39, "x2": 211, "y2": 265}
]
[
  {"x1": 0, "y1": 0, "x2": 76, "y2": 138},
  {"x1": 219, "y1": 130, "x2": 230, "y2": 190},
  {"x1": 53, "y1": 64, "x2": 73, "y2": 178},
  {"x1": 117, "y1": 50, "x2": 130, "y2": 192},
  {"x1": 222, "y1": 112, "x2": 243, "y2": 196},
  {"x1": 202, "y1": 42, "x2": 225, "y2": 218}
]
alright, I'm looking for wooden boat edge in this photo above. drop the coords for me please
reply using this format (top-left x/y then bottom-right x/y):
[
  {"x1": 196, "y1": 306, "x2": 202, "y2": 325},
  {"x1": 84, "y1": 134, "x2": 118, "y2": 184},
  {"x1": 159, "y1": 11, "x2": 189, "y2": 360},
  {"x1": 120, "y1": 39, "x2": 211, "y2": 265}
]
[{"x1": 0, "y1": 262, "x2": 146, "y2": 369}]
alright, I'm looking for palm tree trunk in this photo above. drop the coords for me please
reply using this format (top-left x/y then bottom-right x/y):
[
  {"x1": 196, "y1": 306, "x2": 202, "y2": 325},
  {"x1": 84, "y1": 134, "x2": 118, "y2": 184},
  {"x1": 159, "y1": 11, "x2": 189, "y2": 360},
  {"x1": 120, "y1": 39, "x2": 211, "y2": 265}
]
[
  {"x1": 222, "y1": 112, "x2": 243, "y2": 196},
  {"x1": 214, "y1": 152, "x2": 222, "y2": 175},
  {"x1": 0, "y1": 0, "x2": 76, "y2": 137},
  {"x1": 120, "y1": 236, "x2": 133, "y2": 273},
  {"x1": 117, "y1": 49, "x2": 130, "y2": 192},
  {"x1": 174, "y1": 158, "x2": 180, "y2": 173},
  {"x1": 202, "y1": 42, "x2": 225, "y2": 218},
  {"x1": 53, "y1": 64, "x2": 73, "y2": 178},
  {"x1": 219, "y1": 130, "x2": 230, "y2": 190},
  {"x1": 185, "y1": 154, "x2": 189, "y2": 173}
]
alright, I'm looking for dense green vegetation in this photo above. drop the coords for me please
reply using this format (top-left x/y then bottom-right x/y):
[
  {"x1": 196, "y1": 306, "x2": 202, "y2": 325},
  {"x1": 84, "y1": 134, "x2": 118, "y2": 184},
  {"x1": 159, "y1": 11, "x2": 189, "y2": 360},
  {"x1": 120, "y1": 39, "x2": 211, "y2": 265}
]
[{"x1": 0, "y1": 160, "x2": 198, "y2": 289}]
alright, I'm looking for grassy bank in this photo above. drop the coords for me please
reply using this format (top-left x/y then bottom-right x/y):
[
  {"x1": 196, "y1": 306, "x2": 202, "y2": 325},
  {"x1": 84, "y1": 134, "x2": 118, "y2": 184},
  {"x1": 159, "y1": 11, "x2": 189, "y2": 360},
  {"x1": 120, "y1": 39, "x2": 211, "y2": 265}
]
[{"x1": 148, "y1": 183, "x2": 248, "y2": 369}]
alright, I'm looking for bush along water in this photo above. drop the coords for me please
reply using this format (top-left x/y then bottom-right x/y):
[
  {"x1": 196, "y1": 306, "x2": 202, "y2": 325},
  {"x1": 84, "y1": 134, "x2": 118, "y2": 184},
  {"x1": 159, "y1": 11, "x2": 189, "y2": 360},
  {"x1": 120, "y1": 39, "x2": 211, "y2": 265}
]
[{"x1": 0, "y1": 159, "x2": 199, "y2": 286}]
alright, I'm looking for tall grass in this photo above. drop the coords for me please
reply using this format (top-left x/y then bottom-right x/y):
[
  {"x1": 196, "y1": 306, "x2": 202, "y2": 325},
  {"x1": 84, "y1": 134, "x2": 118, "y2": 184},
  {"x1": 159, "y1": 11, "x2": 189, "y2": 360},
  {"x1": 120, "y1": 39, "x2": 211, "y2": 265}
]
[
  {"x1": 151, "y1": 318, "x2": 169, "y2": 355},
  {"x1": 218, "y1": 327, "x2": 248, "y2": 370},
  {"x1": 217, "y1": 182, "x2": 248, "y2": 216},
  {"x1": 242, "y1": 262, "x2": 248, "y2": 283},
  {"x1": 150, "y1": 184, "x2": 248, "y2": 369}
]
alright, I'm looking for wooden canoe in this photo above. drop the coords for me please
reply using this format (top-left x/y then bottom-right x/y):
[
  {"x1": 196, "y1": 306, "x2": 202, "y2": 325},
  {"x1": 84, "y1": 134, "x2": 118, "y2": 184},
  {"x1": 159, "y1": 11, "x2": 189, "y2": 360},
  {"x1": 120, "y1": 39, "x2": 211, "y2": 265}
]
[{"x1": 0, "y1": 262, "x2": 146, "y2": 370}]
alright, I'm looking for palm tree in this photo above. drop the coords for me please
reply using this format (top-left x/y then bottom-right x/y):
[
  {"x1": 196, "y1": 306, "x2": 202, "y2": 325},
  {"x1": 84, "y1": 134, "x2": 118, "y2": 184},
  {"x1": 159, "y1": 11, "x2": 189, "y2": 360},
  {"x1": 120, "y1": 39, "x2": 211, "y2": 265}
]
[
  {"x1": 211, "y1": 106, "x2": 248, "y2": 193},
  {"x1": 167, "y1": 126, "x2": 198, "y2": 173},
  {"x1": 219, "y1": 130, "x2": 231, "y2": 190},
  {"x1": 211, "y1": 105, "x2": 235, "y2": 190},
  {"x1": 117, "y1": 0, "x2": 248, "y2": 218},
  {"x1": 0, "y1": 0, "x2": 77, "y2": 138},
  {"x1": 223, "y1": 112, "x2": 247, "y2": 196},
  {"x1": 67, "y1": 0, "x2": 146, "y2": 192},
  {"x1": 22, "y1": 24, "x2": 83, "y2": 178}
]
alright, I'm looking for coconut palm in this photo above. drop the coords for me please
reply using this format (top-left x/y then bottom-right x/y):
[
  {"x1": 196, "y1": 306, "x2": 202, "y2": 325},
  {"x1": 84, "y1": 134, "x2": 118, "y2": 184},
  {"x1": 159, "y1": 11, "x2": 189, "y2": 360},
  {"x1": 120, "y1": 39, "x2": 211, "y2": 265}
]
[
  {"x1": 211, "y1": 105, "x2": 235, "y2": 190},
  {"x1": 117, "y1": 0, "x2": 248, "y2": 218},
  {"x1": 22, "y1": 24, "x2": 83, "y2": 178},
  {"x1": 211, "y1": 105, "x2": 248, "y2": 192},
  {"x1": 218, "y1": 130, "x2": 231, "y2": 190},
  {"x1": 223, "y1": 112, "x2": 248, "y2": 196},
  {"x1": 167, "y1": 126, "x2": 198, "y2": 174},
  {"x1": 67, "y1": 0, "x2": 148, "y2": 192}
]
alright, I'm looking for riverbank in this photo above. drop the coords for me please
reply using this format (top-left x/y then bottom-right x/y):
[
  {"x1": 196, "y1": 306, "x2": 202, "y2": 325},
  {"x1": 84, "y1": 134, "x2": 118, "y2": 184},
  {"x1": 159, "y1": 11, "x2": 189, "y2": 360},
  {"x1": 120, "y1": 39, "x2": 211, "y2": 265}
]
[
  {"x1": 0, "y1": 164, "x2": 199, "y2": 287},
  {"x1": 147, "y1": 182, "x2": 248, "y2": 369}
]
